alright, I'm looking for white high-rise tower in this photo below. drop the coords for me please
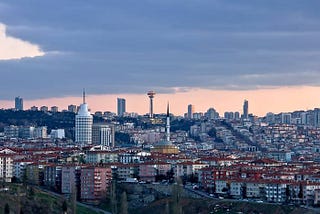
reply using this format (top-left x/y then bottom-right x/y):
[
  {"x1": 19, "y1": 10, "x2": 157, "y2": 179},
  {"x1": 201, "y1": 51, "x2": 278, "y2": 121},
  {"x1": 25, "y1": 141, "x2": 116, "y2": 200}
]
[{"x1": 75, "y1": 89, "x2": 93, "y2": 145}]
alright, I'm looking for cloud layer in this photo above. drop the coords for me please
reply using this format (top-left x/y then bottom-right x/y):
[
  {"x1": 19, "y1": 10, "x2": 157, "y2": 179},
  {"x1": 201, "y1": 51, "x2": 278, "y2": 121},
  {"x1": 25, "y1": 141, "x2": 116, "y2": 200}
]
[
  {"x1": 0, "y1": 23, "x2": 44, "y2": 60},
  {"x1": 0, "y1": 1, "x2": 320, "y2": 99}
]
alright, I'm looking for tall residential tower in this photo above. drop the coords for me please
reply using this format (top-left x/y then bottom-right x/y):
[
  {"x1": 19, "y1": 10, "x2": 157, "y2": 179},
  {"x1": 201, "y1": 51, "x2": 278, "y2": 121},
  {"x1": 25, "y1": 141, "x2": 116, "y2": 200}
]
[
  {"x1": 187, "y1": 104, "x2": 195, "y2": 119},
  {"x1": 75, "y1": 90, "x2": 93, "y2": 145}
]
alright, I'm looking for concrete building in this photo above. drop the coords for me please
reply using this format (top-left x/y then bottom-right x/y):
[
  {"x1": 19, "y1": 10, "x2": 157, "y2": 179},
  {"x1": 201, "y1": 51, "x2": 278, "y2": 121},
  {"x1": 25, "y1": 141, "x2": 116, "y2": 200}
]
[
  {"x1": 80, "y1": 166, "x2": 112, "y2": 203},
  {"x1": 30, "y1": 106, "x2": 38, "y2": 111},
  {"x1": 15, "y1": 96, "x2": 23, "y2": 111},
  {"x1": 50, "y1": 129, "x2": 65, "y2": 139},
  {"x1": 35, "y1": 126, "x2": 47, "y2": 139},
  {"x1": 44, "y1": 165, "x2": 62, "y2": 192},
  {"x1": 61, "y1": 165, "x2": 81, "y2": 198},
  {"x1": 75, "y1": 90, "x2": 93, "y2": 145},
  {"x1": 51, "y1": 106, "x2": 59, "y2": 112},
  {"x1": 205, "y1": 108, "x2": 219, "y2": 119},
  {"x1": 85, "y1": 151, "x2": 118, "y2": 163},
  {"x1": 117, "y1": 98, "x2": 126, "y2": 116},
  {"x1": 4, "y1": 125, "x2": 19, "y2": 138},
  {"x1": 0, "y1": 149, "x2": 15, "y2": 182},
  {"x1": 19, "y1": 126, "x2": 35, "y2": 139},
  {"x1": 92, "y1": 124, "x2": 115, "y2": 147},
  {"x1": 68, "y1": 104, "x2": 77, "y2": 113},
  {"x1": 281, "y1": 113, "x2": 292, "y2": 124},
  {"x1": 40, "y1": 106, "x2": 49, "y2": 112}
]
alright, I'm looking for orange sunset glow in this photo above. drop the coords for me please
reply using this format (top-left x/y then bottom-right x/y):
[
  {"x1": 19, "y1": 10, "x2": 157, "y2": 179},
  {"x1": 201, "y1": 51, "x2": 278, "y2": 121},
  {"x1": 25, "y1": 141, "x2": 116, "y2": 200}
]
[{"x1": 1, "y1": 86, "x2": 319, "y2": 117}]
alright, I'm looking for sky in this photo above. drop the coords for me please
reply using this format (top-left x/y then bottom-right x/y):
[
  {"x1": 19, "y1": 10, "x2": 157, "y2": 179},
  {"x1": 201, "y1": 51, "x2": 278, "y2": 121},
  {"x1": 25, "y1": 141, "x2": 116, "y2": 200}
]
[{"x1": 1, "y1": 1, "x2": 320, "y2": 116}]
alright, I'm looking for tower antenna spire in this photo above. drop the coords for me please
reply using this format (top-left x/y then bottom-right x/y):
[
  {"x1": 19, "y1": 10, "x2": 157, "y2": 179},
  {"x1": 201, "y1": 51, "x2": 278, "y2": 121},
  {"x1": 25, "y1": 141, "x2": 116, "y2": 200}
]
[{"x1": 83, "y1": 88, "x2": 86, "y2": 104}]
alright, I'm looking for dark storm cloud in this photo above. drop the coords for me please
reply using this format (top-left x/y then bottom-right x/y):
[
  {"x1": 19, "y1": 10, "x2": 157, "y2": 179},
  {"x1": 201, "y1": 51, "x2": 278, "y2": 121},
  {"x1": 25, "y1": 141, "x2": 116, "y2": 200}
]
[{"x1": 1, "y1": 0, "x2": 320, "y2": 99}]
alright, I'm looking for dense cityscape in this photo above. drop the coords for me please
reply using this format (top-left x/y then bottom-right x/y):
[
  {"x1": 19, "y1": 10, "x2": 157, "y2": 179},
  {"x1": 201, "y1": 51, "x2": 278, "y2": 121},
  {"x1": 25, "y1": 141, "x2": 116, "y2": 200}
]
[
  {"x1": 0, "y1": 91, "x2": 320, "y2": 213},
  {"x1": 2, "y1": 1, "x2": 320, "y2": 213}
]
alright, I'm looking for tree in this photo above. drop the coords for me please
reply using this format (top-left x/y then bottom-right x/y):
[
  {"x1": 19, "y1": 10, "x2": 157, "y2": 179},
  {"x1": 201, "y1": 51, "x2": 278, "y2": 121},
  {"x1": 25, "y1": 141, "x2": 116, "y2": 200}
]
[
  {"x1": 28, "y1": 186, "x2": 35, "y2": 199},
  {"x1": 69, "y1": 185, "x2": 77, "y2": 214},
  {"x1": 298, "y1": 183, "x2": 303, "y2": 203},
  {"x1": 285, "y1": 185, "x2": 291, "y2": 203},
  {"x1": 110, "y1": 179, "x2": 118, "y2": 214},
  {"x1": 172, "y1": 177, "x2": 183, "y2": 214},
  {"x1": 166, "y1": 168, "x2": 175, "y2": 183},
  {"x1": 164, "y1": 199, "x2": 170, "y2": 214},
  {"x1": 62, "y1": 200, "x2": 68, "y2": 214},
  {"x1": 4, "y1": 203, "x2": 10, "y2": 214},
  {"x1": 241, "y1": 184, "x2": 247, "y2": 199},
  {"x1": 120, "y1": 191, "x2": 128, "y2": 214}
]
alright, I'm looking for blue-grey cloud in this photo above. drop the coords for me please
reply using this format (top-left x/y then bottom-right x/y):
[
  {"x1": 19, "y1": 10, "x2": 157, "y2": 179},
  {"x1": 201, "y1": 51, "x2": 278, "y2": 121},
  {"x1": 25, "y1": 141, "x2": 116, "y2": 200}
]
[{"x1": 1, "y1": 0, "x2": 320, "y2": 99}]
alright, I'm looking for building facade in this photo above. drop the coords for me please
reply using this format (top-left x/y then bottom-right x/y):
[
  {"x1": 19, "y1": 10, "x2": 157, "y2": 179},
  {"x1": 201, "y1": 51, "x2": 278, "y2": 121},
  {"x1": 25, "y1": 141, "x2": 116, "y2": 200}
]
[
  {"x1": 92, "y1": 124, "x2": 115, "y2": 147},
  {"x1": 75, "y1": 101, "x2": 93, "y2": 144},
  {"x1": 117, "y1": 98, "x2": 126, "y2": 116},
  {"x1": 15, "y1": 96, "x2": 23, "y2": 111}
]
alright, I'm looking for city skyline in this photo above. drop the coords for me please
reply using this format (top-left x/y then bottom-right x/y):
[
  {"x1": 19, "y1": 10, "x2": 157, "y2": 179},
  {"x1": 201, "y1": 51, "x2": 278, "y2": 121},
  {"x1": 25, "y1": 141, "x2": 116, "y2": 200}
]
[
  {"x1": 1, "y1": 86, "x2": 320, "y2": 117},
  {"x1": 1, "y1": 1, "x2": 320, "y2": 116}
]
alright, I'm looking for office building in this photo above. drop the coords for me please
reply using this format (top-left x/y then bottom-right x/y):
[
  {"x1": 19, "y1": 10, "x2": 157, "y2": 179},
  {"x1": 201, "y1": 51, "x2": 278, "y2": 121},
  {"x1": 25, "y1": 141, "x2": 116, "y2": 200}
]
[
  {"x1": 243, "y1": 100, "x2": 249, "y2": 119},
  {"x1": 117, "y1": 98, "x2": 126, "y2": 116},
  {"x1": 75, "y1": 90, "x2": 93, "y2": 145},
  {"x1": 92, "y1": 124, "x2": 115, "y2": 147},
  {"x1": 187, "y1": 104, "x2": 195, "y2": 119},
  {"x1": 15, "y1": 96, "x2": 23, "y2": 111}
]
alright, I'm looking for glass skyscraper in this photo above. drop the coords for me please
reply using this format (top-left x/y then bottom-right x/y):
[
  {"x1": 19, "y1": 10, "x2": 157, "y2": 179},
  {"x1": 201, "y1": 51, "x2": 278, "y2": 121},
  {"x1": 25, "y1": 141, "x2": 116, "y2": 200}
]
[
  {"x1": 15, "y1": 96, "x2": 23, "y2": 111},
  {"x1": 117, "y1": 98, "x2": 126, "y2": 116}
]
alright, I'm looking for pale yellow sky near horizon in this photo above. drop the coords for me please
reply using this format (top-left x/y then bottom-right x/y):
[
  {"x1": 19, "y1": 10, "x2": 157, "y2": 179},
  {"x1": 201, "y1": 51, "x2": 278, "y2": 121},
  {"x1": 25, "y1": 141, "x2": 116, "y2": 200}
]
[{"x1": 1, "y1": 86, "x2": 319, "y2": 117}]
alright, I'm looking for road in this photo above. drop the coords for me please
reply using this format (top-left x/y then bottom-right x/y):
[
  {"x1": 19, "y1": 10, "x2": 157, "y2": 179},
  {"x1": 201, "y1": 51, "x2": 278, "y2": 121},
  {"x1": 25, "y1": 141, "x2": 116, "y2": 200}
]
[{"x1": 184, "y1": 185, "x2": 320, "y2": 213}]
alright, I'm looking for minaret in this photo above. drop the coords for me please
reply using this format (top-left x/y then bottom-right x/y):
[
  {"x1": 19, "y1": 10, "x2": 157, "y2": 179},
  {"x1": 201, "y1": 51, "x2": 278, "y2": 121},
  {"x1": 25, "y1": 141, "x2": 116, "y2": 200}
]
[{"x1": 166, "y1": 102, "x2": 170, "y2": 142}]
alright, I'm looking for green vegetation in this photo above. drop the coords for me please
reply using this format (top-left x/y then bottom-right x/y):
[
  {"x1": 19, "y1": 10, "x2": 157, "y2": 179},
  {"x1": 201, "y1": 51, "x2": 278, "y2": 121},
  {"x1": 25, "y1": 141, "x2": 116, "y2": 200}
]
[
  {"x1": 132, "y1": 198, "x2": 317, "y2": 214},
  {"x1": 170, "y1": 119, "x2": 195, "y2": 132},
  {"x1": 77, "y1": 204, "x2": 100, "y2": 214},
  {"x1": 115, "y1": 132, "x2": 131, "y2": 144},
  {"x1": 0, "y1": 183, "x2": 102, "y2": 214}
]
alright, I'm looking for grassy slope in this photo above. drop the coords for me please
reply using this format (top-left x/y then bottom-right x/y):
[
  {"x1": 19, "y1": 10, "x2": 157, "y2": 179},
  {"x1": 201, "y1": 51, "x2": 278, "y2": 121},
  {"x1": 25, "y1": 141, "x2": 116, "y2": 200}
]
[
  {"x1": 0, "y1": 184, "x2": 99, "y2": 214},
  {"x1": 133, "y1": 198, "x2": 318, "y2": 214}
]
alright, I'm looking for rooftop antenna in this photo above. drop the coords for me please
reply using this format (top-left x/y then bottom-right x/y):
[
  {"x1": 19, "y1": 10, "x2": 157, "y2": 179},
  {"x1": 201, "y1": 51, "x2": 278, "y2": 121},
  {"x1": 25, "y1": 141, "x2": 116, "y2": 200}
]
[{"x1": 83, "y1": 88, "x2": 86, "y2": 104}]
